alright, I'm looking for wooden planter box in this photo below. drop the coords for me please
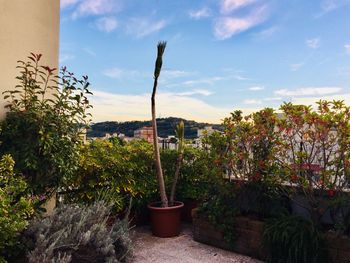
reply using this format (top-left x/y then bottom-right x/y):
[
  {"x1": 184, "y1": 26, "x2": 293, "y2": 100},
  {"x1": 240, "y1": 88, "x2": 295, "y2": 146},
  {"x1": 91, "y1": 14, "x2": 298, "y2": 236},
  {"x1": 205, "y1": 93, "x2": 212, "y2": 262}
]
[
  {"x1": 192, "y1": 209, "x2": 350, "y2": 262},
  {"x1": 192, "y1": 209, "x2": 266, "y2": 260}
]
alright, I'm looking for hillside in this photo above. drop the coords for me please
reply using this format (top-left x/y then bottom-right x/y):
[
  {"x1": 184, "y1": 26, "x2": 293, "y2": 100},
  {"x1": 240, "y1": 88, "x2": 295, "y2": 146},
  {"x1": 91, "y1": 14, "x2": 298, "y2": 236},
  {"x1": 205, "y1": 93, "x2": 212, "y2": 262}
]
[{"x1": 87, "y1": 117, "x2": 222, "y2": 139}]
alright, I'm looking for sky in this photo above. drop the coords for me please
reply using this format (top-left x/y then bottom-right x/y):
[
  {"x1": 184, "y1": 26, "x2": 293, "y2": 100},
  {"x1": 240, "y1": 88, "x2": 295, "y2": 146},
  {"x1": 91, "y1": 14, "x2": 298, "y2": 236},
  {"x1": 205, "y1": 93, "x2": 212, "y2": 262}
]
[{"x1": 60, "y1": 0, "x2": 350, "y2": 123}]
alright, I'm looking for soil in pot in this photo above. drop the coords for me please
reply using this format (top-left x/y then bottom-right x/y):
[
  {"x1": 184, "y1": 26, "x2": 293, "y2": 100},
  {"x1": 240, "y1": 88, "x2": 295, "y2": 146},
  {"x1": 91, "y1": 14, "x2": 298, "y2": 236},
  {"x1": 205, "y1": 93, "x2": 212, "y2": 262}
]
[{"x1": 148, "y1": 201, "x2": 184, "y2": 238}]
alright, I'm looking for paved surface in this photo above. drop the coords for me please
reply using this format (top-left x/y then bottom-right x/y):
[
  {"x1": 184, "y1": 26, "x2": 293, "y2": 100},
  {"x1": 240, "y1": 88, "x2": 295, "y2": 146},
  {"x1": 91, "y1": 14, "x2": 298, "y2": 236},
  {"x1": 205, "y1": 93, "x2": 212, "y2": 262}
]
[{"x1": 131, "y1": 224, "x2": 263, "y2": 263}]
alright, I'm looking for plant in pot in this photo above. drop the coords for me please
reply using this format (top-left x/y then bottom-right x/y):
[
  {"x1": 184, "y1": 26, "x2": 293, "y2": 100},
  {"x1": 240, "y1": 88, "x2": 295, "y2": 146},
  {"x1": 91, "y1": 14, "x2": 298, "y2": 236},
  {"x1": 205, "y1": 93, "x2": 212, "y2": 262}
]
[{"x1": 148, "y1": 41, "x2": 185, "y2": 237}]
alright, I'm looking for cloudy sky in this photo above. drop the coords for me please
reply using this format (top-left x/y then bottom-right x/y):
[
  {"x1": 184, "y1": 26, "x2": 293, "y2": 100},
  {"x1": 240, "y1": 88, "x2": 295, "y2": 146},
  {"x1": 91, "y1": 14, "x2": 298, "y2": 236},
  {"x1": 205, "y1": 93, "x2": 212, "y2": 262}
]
[{"x1": 60, "y1": 0, "x2": 350, "y2": 123}]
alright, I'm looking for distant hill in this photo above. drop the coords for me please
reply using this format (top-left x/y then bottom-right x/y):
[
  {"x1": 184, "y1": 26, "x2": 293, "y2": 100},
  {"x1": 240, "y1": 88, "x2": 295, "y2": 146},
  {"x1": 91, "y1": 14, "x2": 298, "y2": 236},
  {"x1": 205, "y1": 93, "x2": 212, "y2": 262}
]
[{"x1": 87, "y1": 117, "x2": 222, "y2": 139}]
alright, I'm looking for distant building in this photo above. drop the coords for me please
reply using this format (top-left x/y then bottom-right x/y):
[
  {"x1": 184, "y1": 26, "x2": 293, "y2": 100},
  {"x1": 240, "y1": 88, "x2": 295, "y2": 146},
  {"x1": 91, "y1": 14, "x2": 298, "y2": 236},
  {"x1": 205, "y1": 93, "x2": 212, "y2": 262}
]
[
  {"x1": 197, "y1": 126, "x2": 217, "y2": 138},
  {"x1": 159, "y1": 136, "x2": 178, "y2": 150},
  {"x1": 104, "y1": 133, "x2": 119, "y2": 139},
  {"x1": 134, "y1": 126, "x2": 154, "y2": 143}
]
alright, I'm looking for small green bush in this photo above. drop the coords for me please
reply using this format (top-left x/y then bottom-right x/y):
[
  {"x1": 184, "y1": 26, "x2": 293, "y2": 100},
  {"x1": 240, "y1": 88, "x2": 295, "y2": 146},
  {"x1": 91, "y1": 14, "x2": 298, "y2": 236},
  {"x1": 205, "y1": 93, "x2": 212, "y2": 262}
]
[
  {"x1": 0, "y1": 53, "x2": 92, "y2": 197},
  {"x1": 25, "y1": 202, "x2": 133, "y2": 263},
  {"x1": 62, "y1": 139, "x2": 157, "y2": 214},
  {"x1": 263, "y1": 214, "x2": 328, "y2": 263},
  {"x1": 0, "y1": 155, "x2": 34, "y2": 262}
]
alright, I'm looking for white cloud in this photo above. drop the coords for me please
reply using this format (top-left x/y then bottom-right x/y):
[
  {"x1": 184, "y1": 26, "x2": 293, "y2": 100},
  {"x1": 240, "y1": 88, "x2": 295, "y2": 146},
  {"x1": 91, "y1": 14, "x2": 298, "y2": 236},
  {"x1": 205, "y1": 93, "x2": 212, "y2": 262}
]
[
  {"x1": 89, "y1": 90, "x2": 232, "y2": 123},
  {"x1": 102, "y1": 67, "x2": 140, "y2": 79},
  {"x1": 220, "y1": 0, "x2": 256, "y2": 14},
  {"x1": 177, "y1": 89, "x2": 214, "y2": 96},
  {"x1": 275, "y1": 87, "x2": 342, "y2": 97},
  {"x1": 59, "y1": 54, "x2": 75, "y2": 63},
  {"x1": 264, "y1": 97, "x2": 282, "y2": 101},
  {"x1": 290, "y1": 63, "x2": 304, "y2": 71},
  {"x1": 344, "y1": 44, "x2": 350, "y2": 54},
  {"x1": 316, "y1": 0, "x2": 350, "y2": 17},
  {"x1": 83, "y1": 48, "x2": 96, "y2": 57},
  {"x1": 189, "y1": 7, "x2": 211, "y2": 20},
  {"x1": 126, "y1": 17, "x2": 167, "y2": 38},
  {"x1": 162, "y1": 70, "x2": 194, "y2": 79},
  {"x1": 182, "y1": 76, "x2": 225, "y2": 86},
  {"x1": 243, "y1": 99, "x2": 262, "y2": 105},
  {"x1": 255, "y1": 26, "x2": 279, "y2": 39},
  {"x1": 72, "y1": 0, "x2": 120, "y2": 19},
  {"x1": 249, "y1": 86, "x2": 264, "y2": 91},
  {"x1": 306, "y1": 38, "x2": 320, "y2": 49},
  {"x1": 95, "y1": 16, "x2": 118, "y2": 32},
  {"x1": 291, "y1": 93, "x2": 350, "y2": 106},
  {"x1": 214, "y1": 5, "x2": 268, "y2": 40}
]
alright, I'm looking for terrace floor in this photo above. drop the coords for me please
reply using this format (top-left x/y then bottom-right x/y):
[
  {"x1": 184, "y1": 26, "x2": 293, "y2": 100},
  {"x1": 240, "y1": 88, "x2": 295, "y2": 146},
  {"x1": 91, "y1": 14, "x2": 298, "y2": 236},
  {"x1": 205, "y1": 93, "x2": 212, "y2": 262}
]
[{"x1": 131, "y1": 224, "x2": 263, "y2": 263}]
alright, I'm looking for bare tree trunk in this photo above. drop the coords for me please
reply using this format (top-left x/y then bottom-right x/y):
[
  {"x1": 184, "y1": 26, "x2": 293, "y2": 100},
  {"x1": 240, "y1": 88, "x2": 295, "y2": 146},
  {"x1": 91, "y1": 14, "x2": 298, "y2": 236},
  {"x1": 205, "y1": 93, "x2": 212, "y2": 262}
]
[
  {"x1": 151, "y1": 42, "x2": 168, "y2": 207},
  {"x1": 169, "y1": 153, "x2": 183, "y2": 206}
]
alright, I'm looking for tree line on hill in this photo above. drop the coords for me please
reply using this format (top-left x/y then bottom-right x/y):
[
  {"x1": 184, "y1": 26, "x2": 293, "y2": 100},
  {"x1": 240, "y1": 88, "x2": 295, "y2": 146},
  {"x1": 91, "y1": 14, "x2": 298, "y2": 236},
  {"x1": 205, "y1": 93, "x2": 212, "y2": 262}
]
[{"x1": 87, "y1": 117, "x2": 222, "y2": 139}]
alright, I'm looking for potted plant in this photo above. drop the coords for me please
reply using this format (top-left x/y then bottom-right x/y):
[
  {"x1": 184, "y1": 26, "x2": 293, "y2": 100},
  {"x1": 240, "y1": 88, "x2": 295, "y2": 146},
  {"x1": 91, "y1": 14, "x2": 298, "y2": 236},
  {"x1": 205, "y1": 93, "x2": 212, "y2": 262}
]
[{"x1": 147, "y1": 41, "x2": 185, "y2": 237}]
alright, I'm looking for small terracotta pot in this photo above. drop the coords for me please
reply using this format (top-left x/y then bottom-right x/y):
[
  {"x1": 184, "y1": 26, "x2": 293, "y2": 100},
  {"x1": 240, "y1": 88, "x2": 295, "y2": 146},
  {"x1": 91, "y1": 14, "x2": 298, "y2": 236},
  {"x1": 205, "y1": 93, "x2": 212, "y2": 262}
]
[{"x1": 148, "y1": 201, "x2": 184, "y2": 237}]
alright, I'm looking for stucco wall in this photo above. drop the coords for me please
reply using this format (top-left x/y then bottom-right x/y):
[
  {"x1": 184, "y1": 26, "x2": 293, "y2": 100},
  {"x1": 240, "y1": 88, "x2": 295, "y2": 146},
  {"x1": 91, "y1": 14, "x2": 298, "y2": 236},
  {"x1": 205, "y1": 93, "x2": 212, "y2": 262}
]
[{"x1": 0, "y1": 0, "x2": 60, "y2": 119}]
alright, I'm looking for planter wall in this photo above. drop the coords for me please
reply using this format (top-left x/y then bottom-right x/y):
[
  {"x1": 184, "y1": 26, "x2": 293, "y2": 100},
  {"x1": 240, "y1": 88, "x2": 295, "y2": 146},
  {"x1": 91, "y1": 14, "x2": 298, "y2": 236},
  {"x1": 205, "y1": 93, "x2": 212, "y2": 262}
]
[
  {"x1": 324, "y1": 232, "x2": 350, "y2": 263},
  {"x1": 192, "y1": 209, "x2": 266, "y2": 260},
  {"x1": 192, "y1": 209, "x2": 350, "y2": 263}
]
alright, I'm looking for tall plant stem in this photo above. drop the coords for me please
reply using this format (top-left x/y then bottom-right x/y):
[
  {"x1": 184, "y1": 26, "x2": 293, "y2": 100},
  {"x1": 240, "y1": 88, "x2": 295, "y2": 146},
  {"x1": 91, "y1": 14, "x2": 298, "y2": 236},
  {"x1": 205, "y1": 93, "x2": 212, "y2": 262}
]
[
  {"x1": 151, "y1": 41, "x2": 168, "y2": 207},
  {"x1": 169, "y1": 153, "x2": 183, "y2": 206}
]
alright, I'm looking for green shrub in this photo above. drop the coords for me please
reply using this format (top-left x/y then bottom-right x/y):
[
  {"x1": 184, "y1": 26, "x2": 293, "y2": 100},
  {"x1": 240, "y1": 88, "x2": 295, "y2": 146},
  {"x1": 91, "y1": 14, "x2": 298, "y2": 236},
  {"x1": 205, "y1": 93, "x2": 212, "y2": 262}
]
[
  {"x1": 62, "y1": 139, "x2": 157, "y2": 214},
  {"x1": 263, "y1": 214, "x2": 328, "y2": 263},
  {"x1": 173, "y1": 147, "x2": 214, "y2": 202},
  {"x1": 0, "y1": 155, "x2": 34, "y2": 262},
  {"x1": 0, "y1": 53, "x2": 92, "y2": 198},
  {"x1": 25, "y1": 202, "x2": 133, "y2": 263}
]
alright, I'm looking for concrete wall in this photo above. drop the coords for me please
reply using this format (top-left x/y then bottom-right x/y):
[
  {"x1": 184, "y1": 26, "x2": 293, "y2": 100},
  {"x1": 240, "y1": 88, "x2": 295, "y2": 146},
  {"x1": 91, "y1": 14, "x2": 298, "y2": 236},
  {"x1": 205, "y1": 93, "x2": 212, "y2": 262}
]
[{"x1": 0, "y1": 0, "x2": 60, "y2": 119}]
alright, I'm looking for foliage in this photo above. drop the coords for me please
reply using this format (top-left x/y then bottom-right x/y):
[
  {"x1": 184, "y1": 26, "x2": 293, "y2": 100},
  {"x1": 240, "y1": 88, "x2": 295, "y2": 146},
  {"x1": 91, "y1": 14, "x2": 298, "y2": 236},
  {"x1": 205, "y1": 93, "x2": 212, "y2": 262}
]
[
  {"x1": 25, "y1": 202, "x2": 133, "y2": 263},
  {"x1": 62, "y1": 139, "x2": 157, "y2": 214},
  {"x1": 219, "y1": 108, "x2": 280, "y2": 181},
  {"x1": 212, "y1": 101, "x2": 350, "y2": 230},
  {"x1": 276, "y1": 100, "x2": 350, "y2": 226},
  {"x1": 263, "y1": 214, "x2": 328, "y2": 263},
  {"x1": 0, "y1": 155, "x2": 34, "y2": 262},
  {"x1": 169, "y1": 120, "x2": 185, "y2": 204},
  {"x1": 175, "y1": 147, "x2": 220, "y2": 201},
  {"x1": 0, "y1": 53, "x2": 92, "y2": 197}
]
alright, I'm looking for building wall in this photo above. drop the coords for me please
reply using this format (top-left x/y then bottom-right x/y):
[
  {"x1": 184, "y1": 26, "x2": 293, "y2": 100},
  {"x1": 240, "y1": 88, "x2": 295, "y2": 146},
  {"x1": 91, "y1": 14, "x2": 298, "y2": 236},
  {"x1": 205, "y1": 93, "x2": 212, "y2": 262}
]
[{"x1": 0, "y1": 0, "x2": 60, "y2": 119}]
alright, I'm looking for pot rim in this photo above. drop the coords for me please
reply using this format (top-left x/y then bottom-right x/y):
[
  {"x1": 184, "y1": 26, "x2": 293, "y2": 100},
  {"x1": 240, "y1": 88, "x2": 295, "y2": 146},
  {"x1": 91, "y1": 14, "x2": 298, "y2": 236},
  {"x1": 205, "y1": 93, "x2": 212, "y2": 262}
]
[{"x1": 148, "y1": 201, "x2": 184, "y2": 211}]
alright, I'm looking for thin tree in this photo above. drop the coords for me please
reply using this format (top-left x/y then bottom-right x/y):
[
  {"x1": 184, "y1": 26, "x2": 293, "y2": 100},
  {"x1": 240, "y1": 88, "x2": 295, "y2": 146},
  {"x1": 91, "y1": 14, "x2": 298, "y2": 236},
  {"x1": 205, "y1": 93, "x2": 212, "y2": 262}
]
[
  {"x1": 169, "y1": 120, "x2": 185, "y2": 205},
  {"x1": 151, "y1": 41, "x2": 168, "y2": 207}
]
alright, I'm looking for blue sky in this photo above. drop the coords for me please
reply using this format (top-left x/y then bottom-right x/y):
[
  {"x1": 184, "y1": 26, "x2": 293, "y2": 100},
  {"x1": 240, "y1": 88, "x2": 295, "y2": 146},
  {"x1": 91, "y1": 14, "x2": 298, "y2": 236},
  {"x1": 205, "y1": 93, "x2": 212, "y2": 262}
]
[{"x1": 60, "y1": 0, "x2": 350, "y2": 123}]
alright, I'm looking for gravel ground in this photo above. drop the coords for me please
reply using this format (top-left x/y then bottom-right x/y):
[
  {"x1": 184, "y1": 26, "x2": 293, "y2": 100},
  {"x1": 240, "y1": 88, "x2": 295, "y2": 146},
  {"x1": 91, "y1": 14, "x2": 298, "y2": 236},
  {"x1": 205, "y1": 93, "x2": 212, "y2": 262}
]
[{"x1": 131, "y1": 224, "x2": 263, "y2": 263}]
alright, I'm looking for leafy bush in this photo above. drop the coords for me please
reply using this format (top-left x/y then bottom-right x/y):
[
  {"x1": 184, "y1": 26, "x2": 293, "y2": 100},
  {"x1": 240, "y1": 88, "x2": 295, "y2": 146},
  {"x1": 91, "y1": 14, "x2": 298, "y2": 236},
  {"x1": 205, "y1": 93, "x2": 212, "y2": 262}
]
[
  {"x1": 62, "y1": 139, "x2": 135, "y2": 212},
  {"x1": 62, "y1": 139, "x2": 157, "y2": 215},
  {"x1": 0, "y1": 155, "x2": 34, "y2": 262},
  {"x1": 0, "y1": 53, "x2": 92, "y2": 197},
  {"x1": 25, "y1": 202, "x2": 132, "y2": 263},
  {"x1": 263, "y1": 214, "x2": 328, "y2": 263},
  {"x1": 175, "y1": 147, "x2": 219, "y2": 202}
]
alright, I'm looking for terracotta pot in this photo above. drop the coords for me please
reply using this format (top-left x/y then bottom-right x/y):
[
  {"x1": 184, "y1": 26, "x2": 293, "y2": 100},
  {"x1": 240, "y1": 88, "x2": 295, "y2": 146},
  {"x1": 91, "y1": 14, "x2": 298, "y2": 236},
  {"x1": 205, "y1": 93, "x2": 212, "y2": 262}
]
[{"x1": 148, "y1": 201, "x2": 184, "y2": 237}]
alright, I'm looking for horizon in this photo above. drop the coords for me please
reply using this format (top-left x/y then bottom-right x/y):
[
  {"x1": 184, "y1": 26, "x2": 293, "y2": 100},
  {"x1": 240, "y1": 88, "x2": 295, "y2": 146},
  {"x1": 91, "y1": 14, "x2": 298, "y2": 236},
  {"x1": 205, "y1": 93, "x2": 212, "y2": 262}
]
[{"x1": 60, "y1": 0, "x2": 350, "y2": 123}]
